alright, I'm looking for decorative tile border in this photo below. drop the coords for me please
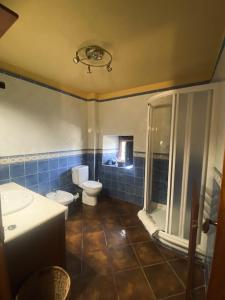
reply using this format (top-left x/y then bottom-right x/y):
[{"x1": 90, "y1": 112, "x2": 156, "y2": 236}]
[
  {"x1": 83, "y1": 149, "x2": 146, "y2": 157},
  {"x1": 134, "y1": 151, "x2": 146, "y2": 158},
  {"x1": 86, "y1": 149, "x2": 118, "y2": 154},
  {"x1": 153, "y1": 153, "x2": 169, "y2": 160},
  {"x1": 0, "y1": 151, "x2": 86, "y2": 195},
  {"x1": 0, "y1": 149, "x2": 86, "y2": 165},
  {"x1": 0, "y1": 148, "x2": 148, "y2": 205}
]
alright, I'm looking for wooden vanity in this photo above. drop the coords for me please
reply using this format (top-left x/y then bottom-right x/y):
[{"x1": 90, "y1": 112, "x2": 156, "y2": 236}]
[{"x1": 0, "y1": 183, "x2": 67, "y2": 297}]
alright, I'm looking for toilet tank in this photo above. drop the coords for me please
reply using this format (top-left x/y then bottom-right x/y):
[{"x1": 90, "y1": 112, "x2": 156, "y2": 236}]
[{"x1": 72, "y1": 165, "x2": 89, "y2": 185}]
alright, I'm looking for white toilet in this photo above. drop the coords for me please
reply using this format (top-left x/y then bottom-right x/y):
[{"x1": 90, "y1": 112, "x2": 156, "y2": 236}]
[{"x1": 72, "y1": 165, "x2": 102, "y2": 206}]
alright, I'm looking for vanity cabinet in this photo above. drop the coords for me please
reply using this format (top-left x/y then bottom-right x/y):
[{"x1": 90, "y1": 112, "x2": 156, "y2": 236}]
[{"x1": 5, "y1": 213, "x2": 65, "y2": 297}]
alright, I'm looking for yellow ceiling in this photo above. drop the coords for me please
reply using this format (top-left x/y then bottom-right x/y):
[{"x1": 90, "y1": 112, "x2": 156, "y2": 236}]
[{"x1": 0, "y1": 0, "x2": 225, "y2": 100}]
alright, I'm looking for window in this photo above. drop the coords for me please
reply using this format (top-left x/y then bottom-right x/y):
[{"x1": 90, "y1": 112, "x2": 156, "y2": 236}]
[
  {"x1": 102, "y1": 135, "x2": 133, "y2": 168},
  {"x1": 118, "y1": 136, "x2": 133, "y2": 166}
]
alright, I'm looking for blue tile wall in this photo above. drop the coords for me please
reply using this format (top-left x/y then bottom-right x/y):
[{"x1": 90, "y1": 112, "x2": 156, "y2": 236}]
[
  {"x1": 38, "y1": 159, "x2": 49, "y2": 172},
  {"x1": 0, "y1": 165, "x2": 9, "y2": 180},
  {"x1": 96, "y1": 153, "x2": 145, "y2": 206},
  {"x1": 0, "y1": 153, "x2": 85, "y2": 196},
  {"x1": 0, "y1": 151, "x2": 146, "y2": 207},
  {"x1": 86, "y1": 153, "x2": 95, "y2": 180},
  {"x1": 151, "y1": 158, "x2": 169, "y2": 204},
  {"x1": 25, "y1": 161, "x2": 38, "y2": 175},
  {"x1": 10, "y1": 163, "x2": 25, "y2": 178}
]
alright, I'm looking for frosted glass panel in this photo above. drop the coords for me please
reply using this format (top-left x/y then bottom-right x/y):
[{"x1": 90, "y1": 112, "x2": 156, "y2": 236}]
[
  {"x1": 146, "y1": 90, "x2": 211, "y2": 241},
  {"x1": 151, "y1": 106, "x2": 171, "y2": 205},
  {"x1": 171, "y1": 94, "x2": 188, "y2": 235},
  {"x1": 146, "y1": 95, "x2": 173, "y2": 215},
  {"x1": 184, "y1": 91, "x2": 210, "y2": 239},
  {"x1": 152, "y1": 106, "x2": 172, "y2": 154}
]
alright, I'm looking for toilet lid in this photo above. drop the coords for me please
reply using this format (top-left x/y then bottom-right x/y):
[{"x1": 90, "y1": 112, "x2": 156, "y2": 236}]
[{"x1": 82, "y1": 180, "x2": 102, "y2": 189}]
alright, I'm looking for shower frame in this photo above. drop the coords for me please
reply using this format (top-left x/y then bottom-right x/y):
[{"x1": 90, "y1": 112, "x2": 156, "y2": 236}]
[{"x1": 139, "y1": 83, "x2": 214, "y2": 254}]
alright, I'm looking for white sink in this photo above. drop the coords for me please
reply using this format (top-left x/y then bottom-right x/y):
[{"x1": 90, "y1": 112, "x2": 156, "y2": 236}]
[{"x1": 0, "y1": 190, "x2": 33, "y2": 216}]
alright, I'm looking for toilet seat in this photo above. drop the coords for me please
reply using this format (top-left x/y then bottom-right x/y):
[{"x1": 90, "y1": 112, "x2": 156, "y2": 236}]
[
  {"x1": 46, "y1": 190, "x2": 75, "y2": 220},
  {"x1": 46, "y1": 190, "x2": 74, "y2": 206},
  {"x1": 82, "y1": 181, "x2": 102, "y2": 194},
  {"x1": 82, "y1": 180, "x2": 102, "y2": 190}
]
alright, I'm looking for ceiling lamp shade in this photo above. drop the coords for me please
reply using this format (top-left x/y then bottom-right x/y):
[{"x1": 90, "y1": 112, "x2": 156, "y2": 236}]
[
  {"x1": 73, "y1": 45, "x2": 112, "y2": 74},
  {"x1": 0, "y1": 4, "x2": 18, "y2": 38}
]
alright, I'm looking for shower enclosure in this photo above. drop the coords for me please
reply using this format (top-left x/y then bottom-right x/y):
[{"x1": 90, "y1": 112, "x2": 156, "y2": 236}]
[{"x1": 138, "y1": 86, "x2": 212, "y2": 253}]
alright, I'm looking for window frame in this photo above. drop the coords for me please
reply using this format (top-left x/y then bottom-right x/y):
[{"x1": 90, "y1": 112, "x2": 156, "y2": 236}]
[{"x1": 118, "y1": 136, "x2": 133, "y2": 164}]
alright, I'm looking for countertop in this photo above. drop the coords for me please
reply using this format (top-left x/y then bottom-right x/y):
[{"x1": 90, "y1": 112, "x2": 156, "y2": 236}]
[{"x1": 0, "y1": 183, "x2": 67, "y2": 243}]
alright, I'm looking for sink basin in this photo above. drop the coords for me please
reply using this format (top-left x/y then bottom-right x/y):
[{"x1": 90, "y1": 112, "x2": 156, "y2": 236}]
[{"x1": 0, "y1": 190, "x2": 33, "y2": 216}]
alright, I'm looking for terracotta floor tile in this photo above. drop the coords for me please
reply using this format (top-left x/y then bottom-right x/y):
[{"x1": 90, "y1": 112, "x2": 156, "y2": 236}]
[
  {"x1": 144, "y1": 262, "x2": 185, "y2": 299},
  {"x1": 66, "y1": 219, "x2": 83, "y2": 235},
  {"x1": 169, "y1": 259, "x2": 205, "y2": 288},
  {"x1": 66, "y1": 232, "x2": 82, "y2": 254},
  {"x1": 82, "y1": 203, "x2": 100, "y2": 215},
  {"x1": 157, "y1": 244, "x2": 184, "y2": 261},
  {"x1": 105, "y1": 228, "x2": 129, "y2": 247},
  {"x1": 115, "y1": 268, "x2": 155, "y2": 300},
  {"x1": 109, "y1": 245, "x2": 139, "y2": 272},
  {"x1": 66, "y1": 251, "x2": 82, "y2": 278},
  {"x1": 102, "y1": 215, "x2": 121, "y2": 223},
  {"x1": 83, "y1": 231, "x2": 106, "y2": 251},
  {"x1": 66, "y1": 197, "x2": 206, "y2": 300},
  {"x1": 98, "y1": 205, "x2": 116, "y2": 216},
  {"x1": 102, "y1": 215, "x2": 123, "y2": 230},
  {"x1": 167, "y1": 287, "x2": 206, "y2": 300},
  {"x1": 69, "y1": 205, "x2": 83, "y2": 220},
  {"x1": 71, "y1": 274, "x2": 117, "y2": 300},
  {"x1": 126, "y1": 226, "x2": 150, "y2": 243},
  {"x1": 82, "y1": 249, "x2": 112, "y2": 276},
  {"x1": 98, "y1": 198, "x2": 115, "y2": 209},
  {"x1": 83, "y1": 218, "x2": 103, "y2": 233},
  {"x1": 165, "y1": 293, "x2": 186, "y2": 300},
  {"x1": 119, "y1": 213, "x2": 141, "y2": 227},
  {"x1": 104, "y1": 223, "x2": 124, "y2": 231},
  {"x1": 134, "y1": 241, "x2": 164, "y2": 266},
  {"x1": 114, "y1": 202, "x2": 139, "y2": 216}
]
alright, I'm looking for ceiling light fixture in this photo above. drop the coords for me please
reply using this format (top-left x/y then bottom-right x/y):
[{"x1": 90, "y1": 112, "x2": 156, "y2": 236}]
[{"x1": 73, "y1": 45, "x2": 112, "y2": 74}]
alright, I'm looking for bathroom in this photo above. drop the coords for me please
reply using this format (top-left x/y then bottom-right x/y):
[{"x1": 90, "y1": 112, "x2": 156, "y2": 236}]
[{"x1": 0, "y1": 1, "x2": 225, "y2": 299}]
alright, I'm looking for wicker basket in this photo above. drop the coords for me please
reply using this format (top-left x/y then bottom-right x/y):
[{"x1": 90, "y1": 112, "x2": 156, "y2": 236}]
[{"x1": 16, "y1": 266, "x2": 71, "y2": 300}]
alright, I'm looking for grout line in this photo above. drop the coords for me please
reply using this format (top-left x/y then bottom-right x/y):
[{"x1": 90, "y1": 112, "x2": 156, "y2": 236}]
[
  {"x1": 154, "y1": 243, "x2": 186, "y2": 263},
  {"x1": 69, "y1": 200, "x2": 197, "y2": 299},
  {"x1": 131, "y1": 243, "x2": 157, "y2": 300},
  {"x1": 166, "y1": 260, "x2": 186, "y2": 289},
  {"x1": 136, "y1": 259, "x2": 175, "y2": 269},
  {"x1": 159, "y1": 285, "x2": 206, "y2": 300},
  {"x1": 193, "y1": 285, "x2": 206, "y2": 290},
  {"x1": 159, "y1": 291, "x2": 185, "y2": 300},
  {"x1": 112, "y1": 265, "x2": 142, "y2": 274},
  {"x1": 102, "y1": 226, "x2": 121, "y2": 300},
  {"x1": 80, "y1": 215, "x2": 84, "y2": 275}
]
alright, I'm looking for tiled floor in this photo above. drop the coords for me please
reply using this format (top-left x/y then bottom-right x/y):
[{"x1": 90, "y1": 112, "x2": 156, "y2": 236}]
[{"x1": 66, "y1": 197, "x2": 206, "y2": 300}]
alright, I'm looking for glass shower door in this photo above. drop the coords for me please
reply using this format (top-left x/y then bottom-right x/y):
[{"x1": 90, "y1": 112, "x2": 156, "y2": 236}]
[
  {"x1": 169, "y1": 90, "x2": 212, "y2": 239},
  {"x1": 145, "y1": 94, "x2": 175, "y2": 231}
]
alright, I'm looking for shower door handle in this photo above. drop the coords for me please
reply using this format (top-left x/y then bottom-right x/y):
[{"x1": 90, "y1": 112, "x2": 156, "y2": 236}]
[{"x1": 202, "y1": 218, "x2": 218, "y2": 233}]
